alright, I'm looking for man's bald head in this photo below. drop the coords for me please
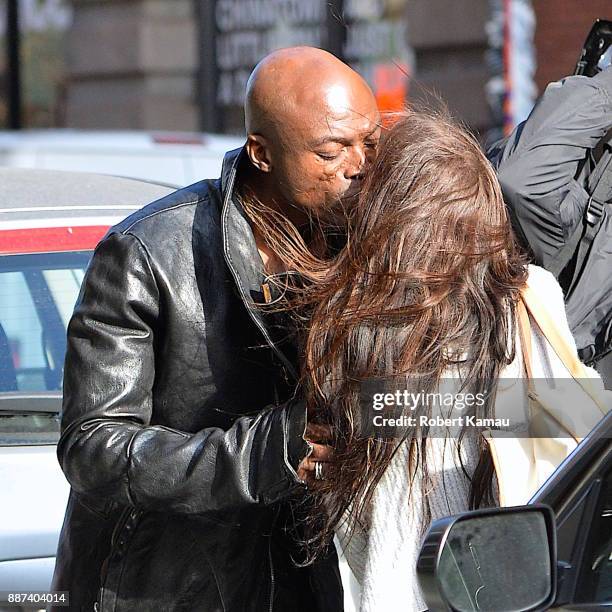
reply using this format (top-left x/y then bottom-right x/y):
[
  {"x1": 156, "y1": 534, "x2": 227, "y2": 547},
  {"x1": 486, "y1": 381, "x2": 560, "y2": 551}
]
[
  {"x1": 245, "y1": 47, "x2": 375, "y2": 142},
  {"x1": 242, "y1": 47, "x2": 380, "y2": 218}
]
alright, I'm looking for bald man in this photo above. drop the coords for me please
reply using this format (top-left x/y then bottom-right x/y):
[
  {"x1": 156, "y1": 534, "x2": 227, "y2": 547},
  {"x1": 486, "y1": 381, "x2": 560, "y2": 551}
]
[{"x1": 51, "y1": 47, "x2": 380, "y2": 611}]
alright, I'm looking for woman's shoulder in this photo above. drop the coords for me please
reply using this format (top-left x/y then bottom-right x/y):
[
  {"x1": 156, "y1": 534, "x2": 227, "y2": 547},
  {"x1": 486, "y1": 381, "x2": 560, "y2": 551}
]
[
  {"x1": 525, "y1": 264, "x2": 566, "y2": 309},
  {"x1": 526, "y1": 263, "x2": 562, "y2": 291}
]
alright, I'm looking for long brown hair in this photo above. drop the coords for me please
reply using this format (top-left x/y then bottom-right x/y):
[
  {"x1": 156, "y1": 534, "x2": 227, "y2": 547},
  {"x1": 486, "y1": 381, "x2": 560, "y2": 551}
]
[{"x1": 299, "y1": 108, "x2": 529, "y2": 559}]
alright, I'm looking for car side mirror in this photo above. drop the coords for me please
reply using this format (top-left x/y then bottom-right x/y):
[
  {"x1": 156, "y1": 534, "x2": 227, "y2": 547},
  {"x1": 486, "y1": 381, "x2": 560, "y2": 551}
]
[{"x1": 417, "y1": 505, "x2": 557, "y2": 611}]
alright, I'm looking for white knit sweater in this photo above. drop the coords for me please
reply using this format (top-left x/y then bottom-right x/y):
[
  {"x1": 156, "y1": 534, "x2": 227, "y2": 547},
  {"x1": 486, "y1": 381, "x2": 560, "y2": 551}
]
[{"x1": 336, "y1": 265, "x2": 611, "y2": 612}]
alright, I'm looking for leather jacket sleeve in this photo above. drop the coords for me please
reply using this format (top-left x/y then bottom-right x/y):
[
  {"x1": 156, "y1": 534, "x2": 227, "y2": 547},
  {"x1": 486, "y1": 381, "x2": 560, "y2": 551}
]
[{"x1": 58, "y1": 231, "x2": 311, "y2": 514}]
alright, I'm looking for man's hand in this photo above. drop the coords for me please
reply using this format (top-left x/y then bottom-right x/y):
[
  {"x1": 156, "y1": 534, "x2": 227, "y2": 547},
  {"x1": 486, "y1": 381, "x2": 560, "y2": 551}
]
[{"x1": 297, "y1": 423, "x2": 334, "y2": 487}]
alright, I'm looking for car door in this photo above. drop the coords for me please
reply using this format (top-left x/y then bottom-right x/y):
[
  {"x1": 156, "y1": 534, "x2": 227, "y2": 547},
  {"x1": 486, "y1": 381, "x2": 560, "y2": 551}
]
[
  {"x1": 530, "y1": 411, "x2": 612, "y2": 610},
  {"x1": 0, "y1": 250, "x2": 91, "y2": 592}
]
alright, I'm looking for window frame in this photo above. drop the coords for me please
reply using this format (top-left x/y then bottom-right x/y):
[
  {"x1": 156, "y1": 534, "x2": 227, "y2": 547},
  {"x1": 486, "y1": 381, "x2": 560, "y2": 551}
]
[
  {"x1": 531, "y1": 411, "x2": 612, "y2": 607},
  {"x1": 0, "y1": 250, "x2": 92, "y2": 397}
]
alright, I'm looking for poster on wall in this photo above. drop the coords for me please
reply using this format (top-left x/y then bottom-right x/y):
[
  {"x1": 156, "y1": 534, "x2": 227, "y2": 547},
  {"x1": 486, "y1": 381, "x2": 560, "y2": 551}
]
[
  {"x1": 201, "y1": 0, "x2": 414, "y2": 134},
  {"x1": 341, "y1": 0, "x2": 413, "y2": 116}
]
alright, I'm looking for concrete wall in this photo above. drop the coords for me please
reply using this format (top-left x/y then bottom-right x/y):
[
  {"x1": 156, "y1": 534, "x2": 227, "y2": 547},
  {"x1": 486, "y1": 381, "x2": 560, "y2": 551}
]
[
  {"x1": 66, "y1": 0, "x2": 198, "y2": 129},
  {"x1": 406, "y1": 0, "x2": 491, "y2": 135}
]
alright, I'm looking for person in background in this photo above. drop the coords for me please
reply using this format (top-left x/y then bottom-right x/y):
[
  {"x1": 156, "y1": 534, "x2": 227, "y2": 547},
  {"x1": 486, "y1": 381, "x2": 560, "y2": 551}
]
[{"x1": 489, "y1": 67, "x2": 612, "y2": 388}]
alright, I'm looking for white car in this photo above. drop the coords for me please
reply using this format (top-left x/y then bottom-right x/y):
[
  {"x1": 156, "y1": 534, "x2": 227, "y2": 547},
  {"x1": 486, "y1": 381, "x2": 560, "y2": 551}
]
[
  {"x1": 0, "y1": 130, "x2": 245, "y2": 187},
  {"x1": 0, "y1": 169, "x2": 175, "y2": 602}
]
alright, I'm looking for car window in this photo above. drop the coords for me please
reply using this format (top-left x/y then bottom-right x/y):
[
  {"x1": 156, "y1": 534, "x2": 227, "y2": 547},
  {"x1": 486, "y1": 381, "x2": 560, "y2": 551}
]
[
  {"x1": 0, "y1": 251, "x2": 91, "y2": 445},
  {"x1": 575, "y1": 466, "x2": 612, "y2": 603}
]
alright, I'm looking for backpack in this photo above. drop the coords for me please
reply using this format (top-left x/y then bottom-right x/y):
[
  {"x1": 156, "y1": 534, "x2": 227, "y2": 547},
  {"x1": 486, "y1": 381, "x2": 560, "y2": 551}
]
[
  {"x1": 547, "y1": 141, "x2": 612, "y2": 365},
  {"x1": 488, "y1": 68, "x2": 612, "y2": 368}
]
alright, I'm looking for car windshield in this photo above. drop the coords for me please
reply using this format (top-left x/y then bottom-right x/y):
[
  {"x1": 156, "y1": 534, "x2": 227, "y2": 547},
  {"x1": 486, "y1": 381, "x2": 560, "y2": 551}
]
[{"x1": 0, "y1": 251, "x2": 91, "y2": 445}]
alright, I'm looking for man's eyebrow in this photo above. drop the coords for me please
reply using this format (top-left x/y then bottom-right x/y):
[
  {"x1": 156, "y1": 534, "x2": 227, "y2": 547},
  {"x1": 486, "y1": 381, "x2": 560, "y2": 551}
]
[
  {"x1": 311, "y1": 135, "x2": 350, "y2": 147},
  {"x1": 311, "y1": 127, "x2": 381, "y2": 148}
]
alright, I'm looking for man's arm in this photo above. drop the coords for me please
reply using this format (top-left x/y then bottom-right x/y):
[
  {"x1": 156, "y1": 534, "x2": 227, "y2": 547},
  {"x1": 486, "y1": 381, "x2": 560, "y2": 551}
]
[
  {"x1": 58, "y1": 231, "x2": 311, "y2": 514},
  {"x1": 487, "y1": 67, "x2": 612, "y2": 267}
]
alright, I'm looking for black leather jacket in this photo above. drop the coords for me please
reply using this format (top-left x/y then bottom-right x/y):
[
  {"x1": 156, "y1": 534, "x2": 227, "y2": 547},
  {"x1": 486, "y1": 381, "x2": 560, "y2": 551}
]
[{"x1": 50, "y1": 148, "x2": 343, "y2": 611}]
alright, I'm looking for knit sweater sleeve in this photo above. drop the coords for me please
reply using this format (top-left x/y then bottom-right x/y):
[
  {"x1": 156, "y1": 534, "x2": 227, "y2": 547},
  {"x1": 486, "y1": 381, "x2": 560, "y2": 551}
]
[{"x1": 337, "y1": 265, "x2": 610, "y2": 612}]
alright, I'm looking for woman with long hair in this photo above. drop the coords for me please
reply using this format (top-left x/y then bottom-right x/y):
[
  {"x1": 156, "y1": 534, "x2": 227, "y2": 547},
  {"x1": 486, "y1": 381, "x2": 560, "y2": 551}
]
[
  {"x1": 291, "y1": 108, "x2": 607, "y2": 610},
  {"x1": 241, "y1": 105, "x2": 608, "y2": 610}
]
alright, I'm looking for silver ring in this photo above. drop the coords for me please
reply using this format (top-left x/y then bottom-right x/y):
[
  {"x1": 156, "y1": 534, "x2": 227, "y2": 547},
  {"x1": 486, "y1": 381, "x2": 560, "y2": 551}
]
[{"x1": 314, "y1": 461, "x2": 324, "y2": 481}]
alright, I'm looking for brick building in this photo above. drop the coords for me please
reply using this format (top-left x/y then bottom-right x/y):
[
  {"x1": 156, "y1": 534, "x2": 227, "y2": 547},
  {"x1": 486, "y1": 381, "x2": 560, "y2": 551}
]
[{"x1": 534, "y1": 0, "x2": 611, "y2": 91}]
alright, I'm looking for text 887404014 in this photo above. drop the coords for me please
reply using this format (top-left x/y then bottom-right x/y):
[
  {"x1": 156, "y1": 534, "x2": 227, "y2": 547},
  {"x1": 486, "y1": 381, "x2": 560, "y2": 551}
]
[{"x1": 0, "y1": 591, "x2": 69, "y2": 607}]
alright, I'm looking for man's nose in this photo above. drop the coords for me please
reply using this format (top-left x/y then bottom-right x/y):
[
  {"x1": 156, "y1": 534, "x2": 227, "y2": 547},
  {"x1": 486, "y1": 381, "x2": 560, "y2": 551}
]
[{"x1": 345, "y1": 146, "x2": 366, "y2": 179}]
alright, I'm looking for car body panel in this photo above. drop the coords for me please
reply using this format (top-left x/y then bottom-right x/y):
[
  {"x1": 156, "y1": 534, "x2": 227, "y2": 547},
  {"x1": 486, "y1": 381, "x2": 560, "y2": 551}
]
[
  {"x1": 0, "y1": 168, "x2": 176, "y2": 594},
  {"x1": 0, "y1": 130, "x2": 244, "y2": 187},
  {"x1": 0, "y1": 226, "x2": 110, "y2": 255},
  {"x1": 0, "y1": 446, "x2": 69, "y2": 562},
  {"x1": 0, "y1": 557, "x2": 57, "y2": 593}
]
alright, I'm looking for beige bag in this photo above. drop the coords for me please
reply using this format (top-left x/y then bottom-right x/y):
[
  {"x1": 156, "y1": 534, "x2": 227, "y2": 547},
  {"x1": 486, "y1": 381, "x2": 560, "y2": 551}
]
[{"x1": 484, "y1": 284, "x2": 609, "y2": 507}]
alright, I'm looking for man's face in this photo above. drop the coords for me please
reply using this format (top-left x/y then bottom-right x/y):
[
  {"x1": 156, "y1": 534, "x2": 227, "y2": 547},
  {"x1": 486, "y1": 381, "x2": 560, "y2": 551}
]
[{"x1": 271, "y1": 84, "x2": 380, "y2": 219}]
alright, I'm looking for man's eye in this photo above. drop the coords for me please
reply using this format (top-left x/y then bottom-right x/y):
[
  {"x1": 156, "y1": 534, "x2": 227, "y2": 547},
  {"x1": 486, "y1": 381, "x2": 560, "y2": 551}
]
[
  {"x1": 317, "y1": 152, "x2": 340, "y2": 161},
  {"x1": 365, "y1": 140, "x2": 378, "y2": 149}
]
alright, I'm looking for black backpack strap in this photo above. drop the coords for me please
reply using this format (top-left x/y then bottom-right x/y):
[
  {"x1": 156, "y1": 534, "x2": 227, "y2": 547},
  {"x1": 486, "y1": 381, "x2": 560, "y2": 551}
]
[
  {"x1": 587, "y1": 143, "x2": 612, "y2": 220},
  {"x1": 550, "y1": 147, "x2": 612, "y2": 281},
  {"x1": 548, "y1": 212, "x2": 586, "y2": 277},
  {"x1": 568, "y1": 149, "x2": 612, "y2": 289}
]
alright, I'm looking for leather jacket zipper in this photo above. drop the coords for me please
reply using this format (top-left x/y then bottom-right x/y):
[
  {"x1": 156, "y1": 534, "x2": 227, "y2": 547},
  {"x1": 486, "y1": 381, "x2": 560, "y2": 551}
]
[
  {"x1": 267, "y1": 507, "x2": 283, "y2": 612},
  {"x1": 110, "y1": 506, "x2": 133, "y2": 548},
  {"x1": 268, "y1": 533, "x2": 275, "y2": 612},
  {"x1": 95, "y1": 507, "x2": 138, "y2": 611}
]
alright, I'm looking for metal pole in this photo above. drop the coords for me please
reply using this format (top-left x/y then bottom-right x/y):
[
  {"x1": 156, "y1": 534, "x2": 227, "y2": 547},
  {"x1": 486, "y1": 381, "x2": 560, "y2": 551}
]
[
  {"x1": 7, "y1": 0, "x2": 22, "y2": 129},
  {"x1": 327, "y1": 0, "x2": 346, "y2": 61},
  {"x1": 195, "y1": 0, "x2": 220, "y2": 133}
]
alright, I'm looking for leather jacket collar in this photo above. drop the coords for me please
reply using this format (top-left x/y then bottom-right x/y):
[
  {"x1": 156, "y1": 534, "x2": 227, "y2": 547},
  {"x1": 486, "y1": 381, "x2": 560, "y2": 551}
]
[{"x1": 220, "y1": 147, "x2": 298, "y2": 381}]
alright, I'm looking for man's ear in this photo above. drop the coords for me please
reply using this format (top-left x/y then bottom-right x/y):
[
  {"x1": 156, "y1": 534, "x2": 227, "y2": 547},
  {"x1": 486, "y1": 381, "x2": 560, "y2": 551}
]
[{"x1": 245, "y1": 134, "x2": 272, "y2": 173}]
